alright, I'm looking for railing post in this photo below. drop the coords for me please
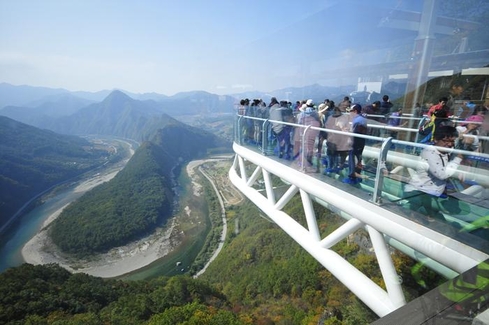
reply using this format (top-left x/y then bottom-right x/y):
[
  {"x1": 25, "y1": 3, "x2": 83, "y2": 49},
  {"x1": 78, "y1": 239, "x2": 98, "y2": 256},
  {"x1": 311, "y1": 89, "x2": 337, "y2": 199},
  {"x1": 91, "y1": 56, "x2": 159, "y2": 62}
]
[
  {"x1": 372, "y1": 137, "x2": 392, "y2": 205},
  {"x1": 261, "y1": 120, "x2": 270, "y2": 155},
  {"x1": 413, "y1": 117, "x2": 425, "y2": 144},
  {"x1": 236, "y1": 115, "x2": 245, "y2": 146},
  {"x1": 300, "y1": 125, "x2": 313, "y2": 172},
  {"x1": 264, "y1": 120, "x2": 276, "y2": 156}
]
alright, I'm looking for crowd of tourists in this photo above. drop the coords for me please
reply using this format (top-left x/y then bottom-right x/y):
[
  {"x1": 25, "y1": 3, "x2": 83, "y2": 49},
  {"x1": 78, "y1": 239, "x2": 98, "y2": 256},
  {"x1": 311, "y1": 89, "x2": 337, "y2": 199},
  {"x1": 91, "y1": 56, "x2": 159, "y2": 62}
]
[
  {"x1": 237, "y1": 95, "x2": 407, "y2": 184},
  {"x1": 236, "y1": 95, "x2": 489, "y2": 228}
]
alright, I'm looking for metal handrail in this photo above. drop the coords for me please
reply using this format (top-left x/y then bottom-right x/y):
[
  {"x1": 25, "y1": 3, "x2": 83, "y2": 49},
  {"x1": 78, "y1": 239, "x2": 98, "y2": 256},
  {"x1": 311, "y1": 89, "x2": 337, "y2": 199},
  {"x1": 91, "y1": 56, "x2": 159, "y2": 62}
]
[{"x1": 235, "y1": 114, "x2": 489, "y2": 198}]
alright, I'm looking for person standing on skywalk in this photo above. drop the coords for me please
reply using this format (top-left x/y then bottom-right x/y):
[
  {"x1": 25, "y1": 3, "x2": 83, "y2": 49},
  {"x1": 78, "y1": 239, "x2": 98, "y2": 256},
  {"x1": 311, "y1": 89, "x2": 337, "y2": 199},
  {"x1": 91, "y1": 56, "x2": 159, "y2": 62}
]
[
  {"x1": 344, "y1": 104, "x2": 368, "y2": 184},
  {"x1": 403, "y1": 125, "x2": 464, "y2": 222}
]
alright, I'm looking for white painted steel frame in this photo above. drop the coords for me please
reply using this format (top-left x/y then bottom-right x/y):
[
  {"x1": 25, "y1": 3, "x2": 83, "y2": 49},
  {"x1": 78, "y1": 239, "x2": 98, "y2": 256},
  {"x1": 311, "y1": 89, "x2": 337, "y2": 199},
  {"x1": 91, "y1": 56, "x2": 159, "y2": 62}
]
[{"x1": 229, "y1": 143, "x2": 489, "y2": 317}]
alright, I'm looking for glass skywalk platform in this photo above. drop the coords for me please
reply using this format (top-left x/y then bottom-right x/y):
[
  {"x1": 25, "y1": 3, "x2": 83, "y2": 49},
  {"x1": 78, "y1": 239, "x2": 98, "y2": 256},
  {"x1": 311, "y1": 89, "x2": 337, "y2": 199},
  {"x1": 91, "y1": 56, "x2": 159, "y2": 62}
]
[
  {"x1": 235, "y1": 115, "x2": 489, "y2": 253},
  {"x1": 231, "y1": 114, "x2": 489, "y2": 323}
]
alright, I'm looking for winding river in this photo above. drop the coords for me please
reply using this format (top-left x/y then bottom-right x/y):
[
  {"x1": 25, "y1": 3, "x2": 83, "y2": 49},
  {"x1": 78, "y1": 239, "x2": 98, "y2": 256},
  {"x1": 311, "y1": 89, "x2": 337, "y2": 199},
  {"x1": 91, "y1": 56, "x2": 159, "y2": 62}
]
[
  {"x1": 0, "y1": 138, "x2": 227, "y2": 280},
  {"x1": 0, "y1": 138, "x2": 135, "y2": 273},
  {"x1": 0, "y1": 188, "x2": 87, "y2": 272}
]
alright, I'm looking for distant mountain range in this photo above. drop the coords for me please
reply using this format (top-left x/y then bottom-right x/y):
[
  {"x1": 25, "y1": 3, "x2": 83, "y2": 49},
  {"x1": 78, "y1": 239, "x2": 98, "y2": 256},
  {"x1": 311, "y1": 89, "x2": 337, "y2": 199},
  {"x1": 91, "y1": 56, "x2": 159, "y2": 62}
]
[
  {"x1": 0, "y1": 84, "x2": 232, "y2": 233},
  {"x1": 0, "y1": 82, "x2": 414, "y2": 120},
  {"x1": 0, "y1": 85, "x2": 239, "y2": 140},
  {"x1": 0, "y1": 84, "x2": 237, "y2": 137},
  {"x1": 0, "y1": 78, "x2": 410, "y2": 233}
]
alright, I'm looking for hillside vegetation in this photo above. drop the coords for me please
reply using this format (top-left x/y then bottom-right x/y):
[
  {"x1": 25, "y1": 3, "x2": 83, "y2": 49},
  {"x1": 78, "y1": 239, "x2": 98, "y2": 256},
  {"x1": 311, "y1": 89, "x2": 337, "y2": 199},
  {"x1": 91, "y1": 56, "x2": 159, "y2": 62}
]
[
  {"x1": 0, "y1": 263, "x2": 242, "y2": 325},
  {"x1": 0, "y1": 196, "x2": 443, "y2": 324},
  {"x1": 49, "y1": 115, "x2": 230, "y2": 256},
  {"x1": 1, "y1": 89, "x2": 230, "y2": 251},
  {"x1": 0, "y1": 116, "x2": 111, "y2": 228},
  {"x1": 0, "y1": 85, "x2": 449, "y2": 323},
  {"x1": 50, "y1": 142, "x2": 175, "y2": 256}
]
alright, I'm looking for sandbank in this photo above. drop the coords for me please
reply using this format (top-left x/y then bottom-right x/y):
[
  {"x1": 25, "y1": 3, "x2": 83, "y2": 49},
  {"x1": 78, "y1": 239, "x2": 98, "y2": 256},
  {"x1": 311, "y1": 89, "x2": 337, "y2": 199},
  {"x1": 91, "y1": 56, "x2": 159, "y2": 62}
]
[{"x1": 21, "y1": 158, "x2": 220, "y2": 278}]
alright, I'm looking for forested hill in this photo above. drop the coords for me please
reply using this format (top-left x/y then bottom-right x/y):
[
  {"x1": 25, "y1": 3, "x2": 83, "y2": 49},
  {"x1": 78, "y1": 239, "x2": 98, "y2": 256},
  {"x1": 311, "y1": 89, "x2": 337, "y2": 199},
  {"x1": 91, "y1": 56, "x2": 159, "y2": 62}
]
[
  {"x1": 151, "y1": 121, "x2": 230, "y2": 160},
  {"x1": 0, "y1": 197, "x2": 433, "y2": 324},
  {"x1": 46, "y1": 90, "x2": 178, "y2": 141},
  {"x1": 50, "y1": 141, "x2": 175, "y2": 256},
  {"x1": 0, "y1": 263, "x2": 242, "y2": 324},
  {"x1": 0, "y1": 116, "x2": 110, "y2": 229},
  {"x1": 49, "y1": 117, "x2": 229, "y2": 256},
  {"x1": 0, "y1": 89, "x2": 230, "y2": 229}
]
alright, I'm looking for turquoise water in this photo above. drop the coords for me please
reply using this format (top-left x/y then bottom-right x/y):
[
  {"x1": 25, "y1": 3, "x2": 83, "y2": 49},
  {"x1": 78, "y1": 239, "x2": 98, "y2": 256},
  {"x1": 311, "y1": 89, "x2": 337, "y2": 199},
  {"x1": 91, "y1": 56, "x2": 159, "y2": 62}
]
[
  {"x1": 0, "y1": 187, "x2": 85, "y2": 273},
  {"x1": 0, "y1": 139, "x2": 138, "y2": 275},
  {"x1": 118, "y1": 163, "x2": 211, "y2": 280},
  {"x1": 0, "y1": 160, "x2": 211, "y2": 279}
]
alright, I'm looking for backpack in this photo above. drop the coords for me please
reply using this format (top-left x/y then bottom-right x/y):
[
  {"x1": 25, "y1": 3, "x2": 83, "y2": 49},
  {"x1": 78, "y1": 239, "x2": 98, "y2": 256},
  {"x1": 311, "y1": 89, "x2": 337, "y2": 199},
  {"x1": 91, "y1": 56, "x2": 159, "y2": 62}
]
[
  {"x1": 418, "y1": 116, "x2": 434, "y2": 137},
  {"x1": 281, "y1": 107, "x2": 294, "y2": 122}
]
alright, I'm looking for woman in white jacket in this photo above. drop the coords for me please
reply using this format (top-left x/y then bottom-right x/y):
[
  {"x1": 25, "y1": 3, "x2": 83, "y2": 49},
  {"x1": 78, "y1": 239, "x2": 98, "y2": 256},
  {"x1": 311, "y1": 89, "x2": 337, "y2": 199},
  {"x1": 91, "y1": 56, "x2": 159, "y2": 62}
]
[{"x1": 404, "y1": 125, "x2": 463, "y2": 222}]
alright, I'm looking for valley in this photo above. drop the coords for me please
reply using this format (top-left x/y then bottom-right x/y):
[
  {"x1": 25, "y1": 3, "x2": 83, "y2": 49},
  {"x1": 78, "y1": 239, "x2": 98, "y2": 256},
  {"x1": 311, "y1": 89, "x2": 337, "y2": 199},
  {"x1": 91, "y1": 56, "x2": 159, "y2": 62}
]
[{"x1": 17, "y1": 145, "x2": 238, "y2": 279}]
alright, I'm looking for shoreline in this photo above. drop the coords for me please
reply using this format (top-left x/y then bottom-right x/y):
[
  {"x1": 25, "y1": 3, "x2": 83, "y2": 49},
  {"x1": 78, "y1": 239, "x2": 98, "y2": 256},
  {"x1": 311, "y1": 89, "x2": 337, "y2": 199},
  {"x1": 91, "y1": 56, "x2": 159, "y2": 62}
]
[{"x1": 20, "y1": 158, "x2": 226, "y2": 278}]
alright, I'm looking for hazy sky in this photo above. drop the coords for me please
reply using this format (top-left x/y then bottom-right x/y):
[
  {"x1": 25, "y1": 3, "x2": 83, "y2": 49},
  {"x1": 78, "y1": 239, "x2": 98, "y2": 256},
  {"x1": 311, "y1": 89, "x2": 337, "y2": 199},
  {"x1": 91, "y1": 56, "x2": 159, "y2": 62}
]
[{"x1": 0, "y1": 0, "x2": 336, "y2": 95}]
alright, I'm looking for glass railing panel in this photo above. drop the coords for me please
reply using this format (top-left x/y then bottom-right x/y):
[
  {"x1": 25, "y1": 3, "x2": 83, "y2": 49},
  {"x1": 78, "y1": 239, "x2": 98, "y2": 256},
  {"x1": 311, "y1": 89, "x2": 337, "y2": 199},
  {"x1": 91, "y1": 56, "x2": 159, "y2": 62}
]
[
  {"x1": 234, "y1": 114, "x2": 489, "y2": 253},
  {"x1": 372, "y1": 258, "x2": 489, "y2": 324},
  {"x1": 381, "y1": 135, "x2": 489, "y2": 253}
]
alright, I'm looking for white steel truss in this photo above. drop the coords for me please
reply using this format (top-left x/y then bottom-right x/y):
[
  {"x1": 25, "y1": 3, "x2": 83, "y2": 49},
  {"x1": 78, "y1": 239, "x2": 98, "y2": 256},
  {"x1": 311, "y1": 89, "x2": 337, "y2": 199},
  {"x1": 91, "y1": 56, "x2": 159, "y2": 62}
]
[{"x1": 229, "y1": 143, "x2": 488, "y2": 317}]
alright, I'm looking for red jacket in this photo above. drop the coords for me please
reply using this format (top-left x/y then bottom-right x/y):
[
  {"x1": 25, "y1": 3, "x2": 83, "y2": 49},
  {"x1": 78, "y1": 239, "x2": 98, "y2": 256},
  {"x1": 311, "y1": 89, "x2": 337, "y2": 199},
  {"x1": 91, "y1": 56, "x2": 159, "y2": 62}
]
[{"x1": 427, "y1": 103, "x2": 449, "y2": 118}]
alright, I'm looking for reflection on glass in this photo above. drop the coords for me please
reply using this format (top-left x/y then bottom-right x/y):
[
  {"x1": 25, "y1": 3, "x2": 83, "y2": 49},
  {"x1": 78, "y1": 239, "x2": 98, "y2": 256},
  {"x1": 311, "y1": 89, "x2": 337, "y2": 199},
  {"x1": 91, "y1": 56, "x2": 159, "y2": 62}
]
[{"x1": 233, "y1": 0, "x2": 489, "y2": 320}]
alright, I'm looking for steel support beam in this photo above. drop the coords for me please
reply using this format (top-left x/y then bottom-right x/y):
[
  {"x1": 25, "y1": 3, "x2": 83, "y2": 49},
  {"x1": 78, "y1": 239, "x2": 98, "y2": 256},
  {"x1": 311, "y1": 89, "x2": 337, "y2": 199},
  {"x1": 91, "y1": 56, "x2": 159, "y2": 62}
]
[{"x1": 230, "y1": 143, "x2": 489, "y2": 317}]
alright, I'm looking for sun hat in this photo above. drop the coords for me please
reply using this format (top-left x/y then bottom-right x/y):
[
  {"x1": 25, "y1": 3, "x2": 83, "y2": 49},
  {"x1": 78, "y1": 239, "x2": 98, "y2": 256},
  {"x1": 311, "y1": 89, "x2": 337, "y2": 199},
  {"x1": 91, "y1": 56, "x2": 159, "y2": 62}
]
[
  {"x1": 350, "y1": 103, "x2": 362, "y2": 113},
  {"x1": 462, "y1": 114, "x2": 484, "y2": 124}
]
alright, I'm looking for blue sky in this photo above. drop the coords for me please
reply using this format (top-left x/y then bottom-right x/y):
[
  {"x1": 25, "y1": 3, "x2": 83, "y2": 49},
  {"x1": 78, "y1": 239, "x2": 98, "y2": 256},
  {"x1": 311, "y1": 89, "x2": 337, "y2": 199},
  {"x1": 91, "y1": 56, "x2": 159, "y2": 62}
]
[
  {"x1": 0, "y1": 0, "x2": 336, "y2": 95},
  {"x1": 4, "y1": 0, "x2": 457, "y2": 97}
]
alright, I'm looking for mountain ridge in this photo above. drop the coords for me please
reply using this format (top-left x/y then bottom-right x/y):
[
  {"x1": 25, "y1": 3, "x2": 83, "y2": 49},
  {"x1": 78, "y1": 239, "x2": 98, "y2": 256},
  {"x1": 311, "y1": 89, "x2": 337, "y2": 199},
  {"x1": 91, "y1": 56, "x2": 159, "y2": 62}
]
[
  {"x1": 0, "y1": 116, "x2": 111, "y2": 228},
  {"x1": 0, "y1": 86, "x2": 231, "y2": 233}
]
